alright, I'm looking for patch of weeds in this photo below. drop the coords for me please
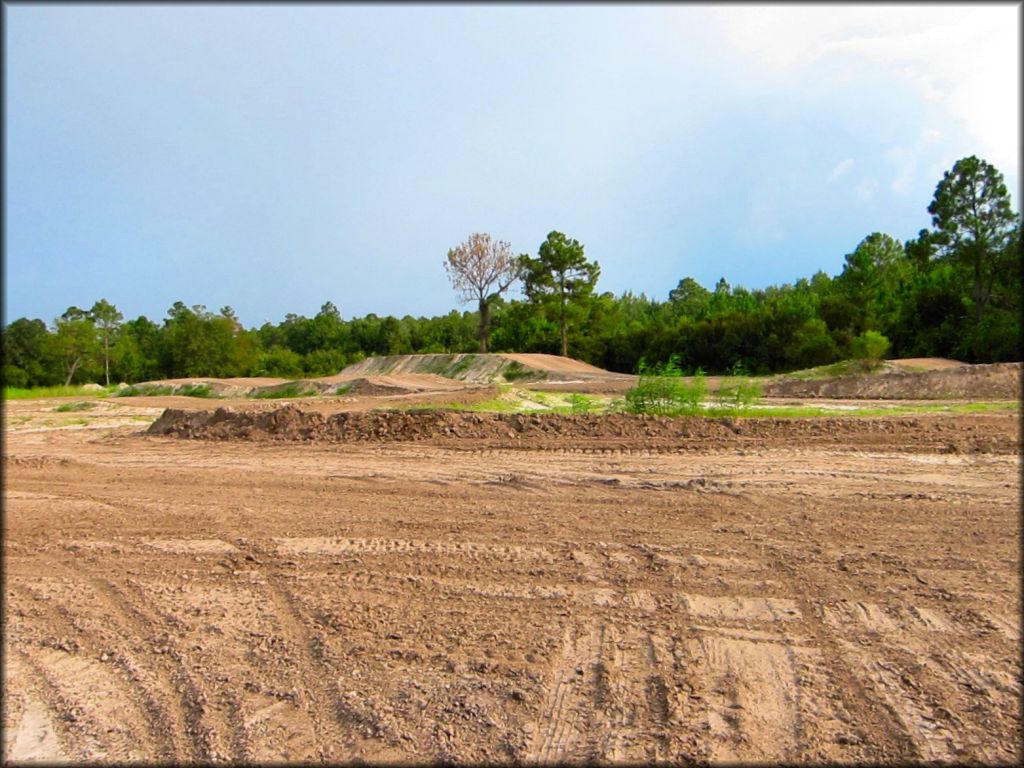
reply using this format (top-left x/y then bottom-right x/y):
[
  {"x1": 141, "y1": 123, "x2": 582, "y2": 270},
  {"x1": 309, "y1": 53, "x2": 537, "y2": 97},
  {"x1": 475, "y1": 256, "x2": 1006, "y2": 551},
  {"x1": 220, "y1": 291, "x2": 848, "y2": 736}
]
[
  {"x1": 625, "y1": 356, "x2": 706, "y2": 416},
  {"x1": 116, "y1": 384, "x2": 174, "y2": 397},
  {"x1": 569, "y1": 393, "x2": 594, "y2": 414},
  {"x1": 54, "y1": 401, "x2": 97, "y2": 412},
  {"x1": 335, "y1": 383, "x2": 353, "y2": 396},
  {"x1": 445, "y1": 354, "x2": 477, "y2": 378},
  {"x1": 250, "y1": 383, "x2": 318, "y2": 399},
  {"x1": 177, "y1": 384, "x2": 219, "y2": 398},
  {"x1": 502, "y1": 361, "x2": 536, "y2": 381},
  {"x1": 715, "y1": 362, "x2": 762, "y2": 411}
]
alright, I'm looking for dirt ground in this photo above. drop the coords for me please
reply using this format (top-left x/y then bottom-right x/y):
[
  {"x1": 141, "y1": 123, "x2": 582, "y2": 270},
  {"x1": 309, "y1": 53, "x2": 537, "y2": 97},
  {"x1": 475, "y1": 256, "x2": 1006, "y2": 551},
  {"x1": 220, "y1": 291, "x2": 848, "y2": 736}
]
[{"x1": 3, "y1": 380, "x2": 1021, "y2": 764}]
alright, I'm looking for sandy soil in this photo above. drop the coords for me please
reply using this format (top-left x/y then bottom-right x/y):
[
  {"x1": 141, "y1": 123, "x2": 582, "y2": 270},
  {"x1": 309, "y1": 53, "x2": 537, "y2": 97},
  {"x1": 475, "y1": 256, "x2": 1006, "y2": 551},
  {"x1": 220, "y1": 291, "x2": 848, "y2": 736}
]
[{"x1": 3, "y1": 394, "x2": 1020, "y2": 764}]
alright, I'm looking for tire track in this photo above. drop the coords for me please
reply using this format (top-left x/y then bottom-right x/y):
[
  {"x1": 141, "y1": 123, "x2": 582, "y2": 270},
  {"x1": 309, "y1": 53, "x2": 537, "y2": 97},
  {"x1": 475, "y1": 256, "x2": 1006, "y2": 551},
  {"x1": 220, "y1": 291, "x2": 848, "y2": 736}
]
[
  {"x1": 7, "y1": 581, "x2": 175, "y2": 761},
  {"x1": 526, "y1": 622, "x2": 601, "y2": 764}
]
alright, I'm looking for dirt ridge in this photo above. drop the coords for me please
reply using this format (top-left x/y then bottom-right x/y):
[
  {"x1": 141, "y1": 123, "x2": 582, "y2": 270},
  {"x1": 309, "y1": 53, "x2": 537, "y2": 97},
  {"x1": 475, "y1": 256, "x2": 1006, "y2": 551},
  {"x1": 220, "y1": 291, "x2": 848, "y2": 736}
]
[
  {"x1": 146, "y1": 406, "x2": 1019, "y2": 454},
  {"x1": 764, "y1": 362, "x2": 1020, "y2": 400}
]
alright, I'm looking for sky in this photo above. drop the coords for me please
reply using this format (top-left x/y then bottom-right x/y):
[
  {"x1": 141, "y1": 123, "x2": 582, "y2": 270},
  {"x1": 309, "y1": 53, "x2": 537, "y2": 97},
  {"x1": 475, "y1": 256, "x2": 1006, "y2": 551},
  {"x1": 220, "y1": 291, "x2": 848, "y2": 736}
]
[{"x1": 4, "y1": 3, "x2": 1020, "y2": 328}]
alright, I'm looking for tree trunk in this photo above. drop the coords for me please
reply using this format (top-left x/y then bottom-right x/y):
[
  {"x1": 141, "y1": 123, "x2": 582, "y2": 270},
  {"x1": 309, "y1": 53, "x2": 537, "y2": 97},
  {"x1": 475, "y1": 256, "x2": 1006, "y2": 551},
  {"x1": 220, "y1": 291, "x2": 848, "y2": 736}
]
[
  {"x1": 64, "y1": 356, "x2": 80, "y2": 387},
  {"x1": 559, "y1": 318, "x2": 567, "y2": 358},
  {"x1": 478, "y1": 297, "x2": 490, "y2": 353},
  {"x1": 104, "y1": 337, "x2": 111, "y2": 386}
]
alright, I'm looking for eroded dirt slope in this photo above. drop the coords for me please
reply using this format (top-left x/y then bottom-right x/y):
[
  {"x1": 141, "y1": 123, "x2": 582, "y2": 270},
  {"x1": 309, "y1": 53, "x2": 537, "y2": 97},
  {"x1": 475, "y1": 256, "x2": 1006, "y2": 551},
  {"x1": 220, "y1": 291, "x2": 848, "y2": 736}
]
[{"x1": 3, "y1": 404, "x2": 1020, "y2": 764}]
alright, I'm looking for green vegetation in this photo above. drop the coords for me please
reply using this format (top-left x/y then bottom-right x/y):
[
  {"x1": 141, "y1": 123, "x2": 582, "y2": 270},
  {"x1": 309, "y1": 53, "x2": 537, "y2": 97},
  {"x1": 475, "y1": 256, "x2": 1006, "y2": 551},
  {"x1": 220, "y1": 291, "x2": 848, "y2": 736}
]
[
  {"x1": 570, "y1": 393, "x2": 594, "y2": 414},
  {"x1": 502, "y1": 361, "x2": 531, "y2": 381},
  {"x1": 2, "y1": 157, "x2": 1019, "y2": 389},
  {"x1": 249, "y1": 383, "x2": 318, "y2": 399},
  {"x1": 715, "y1": 363, "x2": 762, "y2": 410},
  {"x1": 625, "y1": 357, "x2": 706, "y2": 416},
  {"x1": 3, "y1": 384, "x2": 111, "y2": 400},
  {"x1": 116, "y1": 384, "x2": 174, "y2": 397},
  {"x1": 850, "y1": 330, "x2": 891, "y2": 369},
  {"x1": 335, "y1": 383, "x2": 353, "y2": 396},
  {"x1": 54, "y1": 400, "x2": 97, "y2": 412},
  {"x1": 177, "y1": 384, "x2": 219, "y2": 398}
]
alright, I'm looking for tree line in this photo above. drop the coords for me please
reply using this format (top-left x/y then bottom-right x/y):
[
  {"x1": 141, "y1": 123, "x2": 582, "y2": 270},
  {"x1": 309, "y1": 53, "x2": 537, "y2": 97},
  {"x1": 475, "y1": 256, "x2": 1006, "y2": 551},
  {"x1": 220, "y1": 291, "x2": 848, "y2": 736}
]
[{"x1": 3, "y1": 155, "x2": 1019, "y2": 389}]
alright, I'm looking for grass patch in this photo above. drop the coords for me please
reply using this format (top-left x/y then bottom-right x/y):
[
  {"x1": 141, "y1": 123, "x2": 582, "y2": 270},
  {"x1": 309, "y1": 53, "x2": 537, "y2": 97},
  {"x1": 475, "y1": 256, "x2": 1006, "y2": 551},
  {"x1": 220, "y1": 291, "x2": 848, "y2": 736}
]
[
  {"x1": 116, "y1": 384, "x2": 175, "y2": 397},
  {"x1": 249, "y1": 383, "x2": 318, "y2": 399},
  {"x1": 54, "y1": 401, "x2": 97, "y2": 412},
  {"x1": 177, "y1": 384, "x2": 219, "y2": 398},
  {"x1": 3, "y1": 385, "x2": 111, "y2": 400},
  {"x1": 502, "y1": 361, "x2": 541, "y2": 381},
  {"x1": 781, "y1": 358, "x2": 892, "y2": 380},
  {"x1": 335, "y1": 383, "x2": 353, "y2": 396}
]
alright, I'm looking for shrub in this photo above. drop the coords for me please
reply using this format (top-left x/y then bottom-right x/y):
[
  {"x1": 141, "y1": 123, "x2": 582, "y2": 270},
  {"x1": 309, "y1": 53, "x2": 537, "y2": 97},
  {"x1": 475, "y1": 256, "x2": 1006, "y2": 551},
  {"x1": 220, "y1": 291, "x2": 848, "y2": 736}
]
[
  {"x1": 625, "y1": 356, "x2": 706, "y2": 416},
  {"x1": 569, "y1": 393, "x2": 593, "y2": 414},
  {"x1": 850, "y1": 331, "x2": 891, "y2": 369}
]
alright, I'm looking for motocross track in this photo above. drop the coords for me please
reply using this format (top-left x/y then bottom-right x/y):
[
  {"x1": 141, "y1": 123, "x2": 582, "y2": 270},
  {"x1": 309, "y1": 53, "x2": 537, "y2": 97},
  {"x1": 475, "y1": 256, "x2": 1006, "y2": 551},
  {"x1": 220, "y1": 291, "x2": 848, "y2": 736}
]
[{"x1": 3, "y1": 389, "x2": 1022, "y2": 764}]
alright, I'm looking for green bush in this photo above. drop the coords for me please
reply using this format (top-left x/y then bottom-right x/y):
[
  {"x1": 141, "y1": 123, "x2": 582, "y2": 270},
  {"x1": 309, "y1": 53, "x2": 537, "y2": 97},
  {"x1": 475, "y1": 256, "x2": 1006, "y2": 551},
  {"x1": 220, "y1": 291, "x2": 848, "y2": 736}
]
[
  {"x1": 850, "y1": 331, "x2": 891, "y2": 369},
  {"x1": 625, "y1": 356, "x2": 706, "y2": 416},
  {"x1": 569, "y1": 393, "x2": 593, "y2": 414}
]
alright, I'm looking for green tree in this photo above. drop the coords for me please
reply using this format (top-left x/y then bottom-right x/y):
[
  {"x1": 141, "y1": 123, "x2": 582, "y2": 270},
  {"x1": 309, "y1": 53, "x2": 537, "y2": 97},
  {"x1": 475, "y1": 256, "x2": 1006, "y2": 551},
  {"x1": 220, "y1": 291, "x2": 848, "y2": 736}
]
[
  {"x1": 444, "y1": 232, "x2": 520, "y2": 352},
  {"x1": 927, "y1": 156, "x2": 1020, "y2": 323},
  {"x1": 54, "y1": 307, "x2": 99, "y2": 385},
  {"x1": 2, "y1": 317, "x2": 58, "y2": 386},
  {"x1": 90, "y1": 299, "x2": 123, "y2": 386},
  {"x1": 836, "y1": 233, "x2": 910, "y2": 332},
  {"x1": 519, "y1": 231, "x2": 600, "y2": 357}
]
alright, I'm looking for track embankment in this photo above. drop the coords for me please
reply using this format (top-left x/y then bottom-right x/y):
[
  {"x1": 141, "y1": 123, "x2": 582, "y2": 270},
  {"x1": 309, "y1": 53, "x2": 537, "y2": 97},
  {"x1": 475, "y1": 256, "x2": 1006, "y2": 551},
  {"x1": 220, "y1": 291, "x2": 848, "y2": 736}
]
[{"x1": 147, "y1": 406, "x2": 1019, "y2": 454}]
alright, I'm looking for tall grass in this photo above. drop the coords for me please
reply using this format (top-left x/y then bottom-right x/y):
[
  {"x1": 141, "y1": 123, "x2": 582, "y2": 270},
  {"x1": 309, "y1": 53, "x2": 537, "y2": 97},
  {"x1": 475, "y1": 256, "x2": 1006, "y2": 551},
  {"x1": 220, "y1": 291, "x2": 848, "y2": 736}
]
[
  {"x1": 715, "y1": 362, "x2": 762, "y2": 411},
  {"x1": 4, "y1": 385, "x2": 113, "y2": 400}
]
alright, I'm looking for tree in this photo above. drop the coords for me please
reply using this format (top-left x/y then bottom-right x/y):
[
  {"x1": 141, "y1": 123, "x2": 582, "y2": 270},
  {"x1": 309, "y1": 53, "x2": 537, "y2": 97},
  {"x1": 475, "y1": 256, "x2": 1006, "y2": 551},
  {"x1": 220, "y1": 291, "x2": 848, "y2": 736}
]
[
  {"x1": 54, "y1": 307, "x2": 99, "y2": 385},
  {"x1": 519, "y1": 231, "x2": 600, "y2": 357},
  {"x1": 90, "y1": 299, "x2": 123, "y2": 386},
  {"x1": 444, "y1": 233, "x2": 520, "y2": 352},
  {"x1": 836, "y1": 233, "x2": 910, "y2": 332},
  {"x1": 927, "y1": 156, "x2": 1020, "y2": 323}
]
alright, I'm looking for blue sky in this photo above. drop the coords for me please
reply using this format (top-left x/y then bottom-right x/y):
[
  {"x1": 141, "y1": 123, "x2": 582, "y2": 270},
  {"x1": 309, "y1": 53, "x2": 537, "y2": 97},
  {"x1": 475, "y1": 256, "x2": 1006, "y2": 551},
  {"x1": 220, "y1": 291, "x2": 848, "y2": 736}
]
[{"x1": 5, "y1": 3, "x2": 1020, "y2": 327}]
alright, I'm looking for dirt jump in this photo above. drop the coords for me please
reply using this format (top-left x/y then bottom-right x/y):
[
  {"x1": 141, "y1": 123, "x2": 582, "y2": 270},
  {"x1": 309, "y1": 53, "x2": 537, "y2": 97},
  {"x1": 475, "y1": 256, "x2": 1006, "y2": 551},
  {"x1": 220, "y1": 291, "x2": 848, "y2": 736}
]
[{"x1": 3, "y1": 355, "x2": 1021, "y2": 763}]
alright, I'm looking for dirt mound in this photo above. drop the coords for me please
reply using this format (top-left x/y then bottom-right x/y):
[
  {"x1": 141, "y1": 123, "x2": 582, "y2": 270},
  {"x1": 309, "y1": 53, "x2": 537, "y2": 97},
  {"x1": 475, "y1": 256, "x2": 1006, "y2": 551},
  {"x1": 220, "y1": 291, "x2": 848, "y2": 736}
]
[
  {"x1": 147, "y1": 406, "x2": 1018, "y2": 454},
  {"x1": 337, "y1": 353, "x2": 629, "y2": 385},
  {"x1": 763, "y1": 362, "x2": 1020, "y2": 400},
  {"x1": 888, "y1": 358, "x2": 966, "y2": 371},
  {"x1": 336, "y1": 375, "x2": 472, "y2": 397}
]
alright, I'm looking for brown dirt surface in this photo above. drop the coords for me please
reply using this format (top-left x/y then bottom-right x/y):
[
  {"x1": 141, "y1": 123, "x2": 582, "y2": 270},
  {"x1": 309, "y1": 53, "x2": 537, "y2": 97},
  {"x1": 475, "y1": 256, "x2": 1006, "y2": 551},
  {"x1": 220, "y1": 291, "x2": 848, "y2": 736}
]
[
  {"x1": 888, "y1": 358, "x2": 967, "y2": 371},
  {"x1": 763, "y1": 362, "x2": 1020, "y2": 400},
  {"x1": 3, "y1": 397, "x2": 1021, "y2": 764}
]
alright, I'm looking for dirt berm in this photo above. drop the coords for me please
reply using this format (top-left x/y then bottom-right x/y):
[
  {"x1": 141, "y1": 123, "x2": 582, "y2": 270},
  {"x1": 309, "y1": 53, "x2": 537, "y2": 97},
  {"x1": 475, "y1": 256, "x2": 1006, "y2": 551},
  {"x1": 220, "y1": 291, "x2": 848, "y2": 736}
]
[
  {"x1": 763, "y1": 362, "x2": 1020, "y2": 399},
  {"x1": 147, "y1": 405, "x2": 1018, "y2": 454}
]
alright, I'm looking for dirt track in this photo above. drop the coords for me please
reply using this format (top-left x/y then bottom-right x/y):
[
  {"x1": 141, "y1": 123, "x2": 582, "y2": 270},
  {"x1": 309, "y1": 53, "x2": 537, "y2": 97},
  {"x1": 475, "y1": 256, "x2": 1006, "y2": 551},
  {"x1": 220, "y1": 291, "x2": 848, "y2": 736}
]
[{"x1": 3, "y1": 401, "x2": 1021, "y2": 764}]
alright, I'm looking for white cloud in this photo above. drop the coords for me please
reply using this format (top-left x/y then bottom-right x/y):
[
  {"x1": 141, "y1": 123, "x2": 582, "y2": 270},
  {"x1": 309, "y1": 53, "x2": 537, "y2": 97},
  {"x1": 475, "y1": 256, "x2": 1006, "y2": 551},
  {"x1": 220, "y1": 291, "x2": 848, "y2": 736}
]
[
  {"x1": 829, "y1": 158, "x2": 855, "y2": 182},
  {"x1": 706, "y1": 5, "x2": 1020, "y2": 173},
  {"x1": 855, "y1": 178, "x2": 878, "y2": 202}
]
